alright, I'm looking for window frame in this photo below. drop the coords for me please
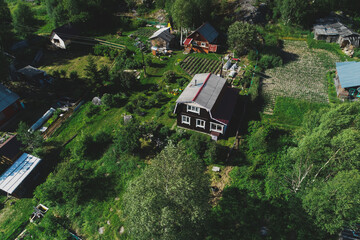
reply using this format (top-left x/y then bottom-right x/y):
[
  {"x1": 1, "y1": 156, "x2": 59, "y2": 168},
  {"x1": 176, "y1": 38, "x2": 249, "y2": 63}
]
[
  {"x1": 196, "y1": 119, "x2": 206, "y2": 129},
  {"x1": 187, "y1": 105, "x2": 200, "y2": 114},
  {"x1": 200, "y1": 42, "x2": 206, "y2": 47},
  {"x1": 181, "y1": 115, "x2": 191, "y2": 125},
  {"x1": 210, "y1": 122, "x2": 224, "y2": 133}
]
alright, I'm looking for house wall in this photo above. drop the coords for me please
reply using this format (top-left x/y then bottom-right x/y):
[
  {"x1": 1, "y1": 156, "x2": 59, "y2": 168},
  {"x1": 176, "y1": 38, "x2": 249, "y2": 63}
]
[
  {"x1": 185, "y1": 31, "x2": 211, "y2": 53},
  {"x1": 0, "y1": 100, "x2": 21, "y2": 126},
  {"x1": 151, "y1": 38, "x2": 167, "y2": 48},
  {"x1": 176, "y1": 103, "x2": 225, "y2": 135},
  {"x1": 51, "y1": 33, "x2": 67, "y2": 49}
]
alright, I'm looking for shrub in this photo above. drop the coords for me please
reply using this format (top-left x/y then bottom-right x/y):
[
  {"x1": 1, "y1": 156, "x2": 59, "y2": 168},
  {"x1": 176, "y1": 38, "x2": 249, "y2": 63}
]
[
  {"x1": 69, "y1": 71, "x2": 79, "y2": 80},
  {"x1": 132, "y1": 18, "x2": 147, "y2": 28},
  {"x1": 176, "y1": 77, "x2": 188, "y2": 87},
  {"x1": 163, "y1": 71, "x2": 176, "y2": 84},
  {"x1": 125, "y1": 102, "x2": 135, "y2": 113},
  {"x1": 86, "y1": 104, "x2": 100, "y2": 118},
  {"x1": 258, "y1": 54, "x2": 283, "y2": 69},
  {"x1": 60, "y1": 70, "x2": 67, "y2": 78}
]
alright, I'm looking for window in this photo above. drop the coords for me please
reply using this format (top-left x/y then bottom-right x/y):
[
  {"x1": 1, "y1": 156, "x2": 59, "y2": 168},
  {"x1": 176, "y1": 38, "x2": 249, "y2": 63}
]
[
  {"x1": 200, "y1": 42, "x2": 206, "y2": 47},
  {"x1": 187, "y1": 105, "x2": 200, "y2": 114},
  {"x1": 196, "y1": 119, "x2": 205, "y2": 129},
  {"x1": 181, "y1": 115, "x2": 191, "y2": 125},
  {"x1": 210, "y1": 122, "x2": 223, "y2": 133}
]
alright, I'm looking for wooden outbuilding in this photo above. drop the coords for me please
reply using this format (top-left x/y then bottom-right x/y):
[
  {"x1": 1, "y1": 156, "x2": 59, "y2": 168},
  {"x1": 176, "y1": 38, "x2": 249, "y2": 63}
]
[
  {"x1": 0, "y1": 84, "x2": 21, "y2": 126},
  {"x1": 50, "y1": 23, "x2": 78, "y2": 49},
  {"x1": 149, "y1": 27, "x2": 175, "y2": 50},
  {"x1": 313, "y1": 17, "x2": 360, "y2": 48}
]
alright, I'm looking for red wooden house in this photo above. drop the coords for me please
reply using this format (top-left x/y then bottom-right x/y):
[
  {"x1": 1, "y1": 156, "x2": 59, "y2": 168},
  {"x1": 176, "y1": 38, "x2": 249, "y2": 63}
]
[
  {"x1": 0, "y1": 84, "x2": 21, "y2": 126},
  {"x1": 183, "y1": 22, "x2": 219, "y2": 54}
]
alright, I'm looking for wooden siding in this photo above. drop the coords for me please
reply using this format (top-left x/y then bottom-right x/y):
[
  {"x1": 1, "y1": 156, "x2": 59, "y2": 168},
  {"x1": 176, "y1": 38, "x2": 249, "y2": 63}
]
[
  {"x1": 176, "y1": 103, "x2": 225, "y2": 135},
  {"x1": 0, "y1": 100, "x2": 21, "y2": 126}
]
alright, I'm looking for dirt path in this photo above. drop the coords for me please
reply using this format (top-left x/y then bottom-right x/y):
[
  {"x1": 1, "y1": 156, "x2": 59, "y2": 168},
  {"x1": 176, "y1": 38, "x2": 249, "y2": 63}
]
[{"x1": 210, "y1": 166, "x2": 234, "y2": 205}]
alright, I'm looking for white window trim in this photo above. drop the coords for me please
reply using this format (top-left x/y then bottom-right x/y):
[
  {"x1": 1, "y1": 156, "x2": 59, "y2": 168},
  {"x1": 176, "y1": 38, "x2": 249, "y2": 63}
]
[
  {"x1": 196, "y1": 119, "x2": 205, "y2": 129},
  {"x1": 200, "y1": 42, "x2": 206, "y2": 47},
  {"x1": 210, "y1": 122, "x2": 223, "y2": 134},
  {"x1": 187, "y1": 105, "x2": 200, "y2": 114},
  {"x1": 181, "y1": 115, "x2": 191, "y2": 125}
]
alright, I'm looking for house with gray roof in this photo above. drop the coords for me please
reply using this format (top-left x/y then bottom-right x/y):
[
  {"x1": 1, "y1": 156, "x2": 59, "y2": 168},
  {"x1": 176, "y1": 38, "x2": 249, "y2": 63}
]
[
  {"x1": 183, "y1": 22, "x2": 219, "y2": 53},
  {"x1": 313, "y1": 17, "x2": 360, "y2": 47},
  {"x1": 149, "y1": 27, "x2": 175, "y2": 50},
  {"x1": 0, "y1": 84, "x2": 21, "y2": 126},
  {"x1": 335, "y1": 62, "x2": 360, "y2": 99},
  {"x1": 174, "y1": 73, "x2": 238, "y2": 140}
]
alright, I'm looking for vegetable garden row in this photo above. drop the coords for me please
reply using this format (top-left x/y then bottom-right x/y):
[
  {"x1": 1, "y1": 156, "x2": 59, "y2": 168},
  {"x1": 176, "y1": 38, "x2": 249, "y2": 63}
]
[
  {"x1": 180, "y1": 56, "x2": 222, "y2": 76},
  {"x1": 134, "y1": 28, "x2": 156, "y2": 38}
]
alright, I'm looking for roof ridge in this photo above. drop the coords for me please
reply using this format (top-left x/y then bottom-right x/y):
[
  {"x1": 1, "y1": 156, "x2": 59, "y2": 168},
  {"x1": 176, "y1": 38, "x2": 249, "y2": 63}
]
[{"x1": 192, "y1": 73, "x2": 212, "y2": 101}]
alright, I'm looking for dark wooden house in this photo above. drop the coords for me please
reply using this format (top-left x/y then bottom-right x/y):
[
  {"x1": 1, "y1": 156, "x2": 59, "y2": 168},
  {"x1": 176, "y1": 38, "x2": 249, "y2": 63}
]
[
  {"x1": 0, "y1": 84, "x2": 21, "y2": 126},
  {"x1": 183, "y1": 22, "x2": 219, "y2": 54},
  {"x1": 149, "y1": 27, "x2": 175, "y2": 50},
  {"x1": 174, "y1": 73, "x2": 238, "y2": 140}
]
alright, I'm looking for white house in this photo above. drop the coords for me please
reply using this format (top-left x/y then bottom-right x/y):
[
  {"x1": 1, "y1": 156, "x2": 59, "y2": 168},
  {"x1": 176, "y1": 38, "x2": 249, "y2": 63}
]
[{"x1": 50, "y1": 23, "x2": 78, "y2": 49}]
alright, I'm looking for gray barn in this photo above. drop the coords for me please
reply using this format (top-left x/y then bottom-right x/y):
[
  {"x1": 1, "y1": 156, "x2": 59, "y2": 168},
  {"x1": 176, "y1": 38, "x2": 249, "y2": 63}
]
[{"x1": 313, "y1": 17, "x2": 360, "y2": 48}]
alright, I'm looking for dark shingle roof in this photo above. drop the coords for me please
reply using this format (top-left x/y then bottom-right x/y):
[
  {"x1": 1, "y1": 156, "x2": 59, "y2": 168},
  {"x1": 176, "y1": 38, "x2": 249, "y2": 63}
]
[
  {"x1": 314, "y1": 18, "x2": 359, "y2": 37},
  {"x1": 336, "y1": 62, "x2": 360, "y2": 88},
  {"x1": 196, "y1": 23, "x2": 219, "y2": 43}
]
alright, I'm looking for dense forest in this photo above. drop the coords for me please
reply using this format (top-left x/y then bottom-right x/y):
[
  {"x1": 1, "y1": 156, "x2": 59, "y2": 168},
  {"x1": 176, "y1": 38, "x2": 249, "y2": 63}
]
[{"x1": 1, "y1": 0, "x2": 360, "y2": 239}]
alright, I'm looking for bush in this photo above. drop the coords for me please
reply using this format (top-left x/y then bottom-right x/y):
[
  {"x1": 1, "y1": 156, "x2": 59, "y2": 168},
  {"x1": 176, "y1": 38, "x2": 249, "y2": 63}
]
[
  {"x1": 94, "y1": 45, "x2": 119, "y2": 60},
  {"x1": 86, "y1": 104, "x2": 100, "y2": 118},
  {"x1": 258, "y1": 55, "x2": 283, "y2": 69},
  {"x1": 102, "y1": 93, "x2": 126, "y2": 108},
  {"x1": 69, "y1": 71, "x2": 79, "y2": 80},
  {"x1": 125, "y1": 102, "x2": 135, "y2": 113},
  {"x1": 248, "y1": 76, "x2": 260, "y2": 101},
  {"x1": 354, "y1": 48, "x2": 360, "y2": 58},
  {"x1": 163, "y1": 71, "x2": 176, "y2": 83},
  {"x1": 176, "y1": 77, "x2": 188, "y2": 87},
  {"x1": 132, "y1": 18, "x2": 147, "y2": 28}
]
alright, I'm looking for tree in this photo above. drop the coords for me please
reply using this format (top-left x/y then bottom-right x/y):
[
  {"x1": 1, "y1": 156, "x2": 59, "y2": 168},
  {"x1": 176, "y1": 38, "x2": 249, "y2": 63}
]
[
  {"x1": 227, "y1": 21, "x2": 260, "y2": 56},
  {"x1": 273, "y1": 0, "x2": 309, "y2": 26},
  {"x1": 303, "y1": 170, "x2": 360, "y2": 234},
  {"x1": 114, "y1": 120, "x2": 142, "y2": 155},
  {"x1": 12, "y1": 2, "x2": 37, "y2": 38},
  {"x1": 0, "y1": 0, "x2": 13, "y2": 47},
  {"x1": 17, "y1": 121, "x2": 43, "y2": 153},
  {"x1": 84, "y1": 55, "x2": 101, "y2": 90},
  {"x1": 123, "y1": 143, "x2": 210, "y2": 239}
]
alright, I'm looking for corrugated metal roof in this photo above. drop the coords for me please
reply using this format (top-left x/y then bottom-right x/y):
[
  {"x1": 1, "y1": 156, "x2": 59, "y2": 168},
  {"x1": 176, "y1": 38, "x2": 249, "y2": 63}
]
[
  {"x1": 176, "y1": 73, "x2": 226, "y2": 110},
  {"x1": 0, "y1": 153, "x2": 42, "y2": 194},
  {"x1": 196, "y1": 23, "x2": 219, "y2": 43},
  {"x1": 149, "y1": 27, "x2": 174, "y2": 42},
  {"x1": 336, "y1": 62, "x2": 360, "y2": 88},
  {"x1": 0, "y1": 84, "x2": 20, "y2": 113}
]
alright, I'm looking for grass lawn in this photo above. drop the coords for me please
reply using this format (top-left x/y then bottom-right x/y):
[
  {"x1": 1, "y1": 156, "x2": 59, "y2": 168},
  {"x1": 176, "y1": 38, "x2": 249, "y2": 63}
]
[
  {"x1": 262, "y1": 40, "x2": 341, "y2": 113},
  {"x1": 0, "y1": 198, "x2": 33, "y2": 240},
  {"x1": 263, "y1": 96, "x2": 329, "y2": 127},
  {"x1": 38, "y1": 49, "x2": 113, "y2": 78}
]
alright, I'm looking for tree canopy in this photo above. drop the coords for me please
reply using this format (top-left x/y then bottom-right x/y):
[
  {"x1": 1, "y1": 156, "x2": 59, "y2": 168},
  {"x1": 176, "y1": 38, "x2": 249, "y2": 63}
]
[
  {"x1": 227, "y1": 21, "x2": 260, "y2": 56},
  {"x1": 123, "y1": 143, "x2": 210, "y2": 239},
  {"x1": 12, "y1": 2, "x2": 37, "y2": 38}
]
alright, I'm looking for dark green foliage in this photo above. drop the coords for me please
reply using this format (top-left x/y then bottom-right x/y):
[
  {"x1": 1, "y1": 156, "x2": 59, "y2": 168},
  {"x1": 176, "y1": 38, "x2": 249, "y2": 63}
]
[
  {"x1": 273, "y1": 0, "x2": 309, "y2": 26},
  {"x1": 113, "y1": 49, "x2": 142, "y2": 71},
  {"x1": 0, "y1": 0, "x2": 13, "y2": 47},
  {"x1": 101, "y1": 93, "x2": 126, "y2": 108},
  {"x1": 72, "y1": 131, "x2": 113, "y2": 160},
  {"x1": 17, "y1": 121, "x2": 44, "y2": 153},
  {"x1": 69, "y1": 71, "x2": 79, "y2": 80},
  {"x1": 228, "y1": 21, "x2": 260, "y2": 56},
  {"x1": 171, "y1": 0, "x2": 213, "y2": 28},
  {"x1": 176, "y1": 77, "x2": 188, "y2": 87},
  {"x1": 248, "y1": 76, "x2": 260, "y2": 101},
  {"x1": 93, "y1": 44, "x2": 119, "y2": 60},
  {"x1": 123, "y1": 143, "x2": 210, "y2": 239},
  {"x1": 12, "y1": 2, "x2": 37, "y2": 38},
  {"x1": 303, "y1": 170, "x2": 360, "y2": 234},
  {"x1": 258, "y1": 54, "x2": 283, "y2": 69},
  {"x1": 163, "y1": 70, "x2": 176, "y2": 84},
  {"x1": 24, "y1": 214, "x2": 72, "y2": 239},
  {"x1": 85, "y1": 104, "x2": 100, "y2": 118},
  {"x1": 114, "y1": 120, "x2": 142, "y2": 155}
]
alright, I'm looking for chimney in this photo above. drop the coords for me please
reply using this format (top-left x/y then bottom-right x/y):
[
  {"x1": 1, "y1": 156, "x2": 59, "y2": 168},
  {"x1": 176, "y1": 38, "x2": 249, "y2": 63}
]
[{"x1": 195, "y1": 79, "x2": 197, "y2": 86}]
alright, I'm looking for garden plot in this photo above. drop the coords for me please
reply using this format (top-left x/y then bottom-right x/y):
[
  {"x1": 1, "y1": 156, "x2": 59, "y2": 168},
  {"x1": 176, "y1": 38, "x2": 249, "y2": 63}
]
[
  {"x1": 262, "y1": 40, "x2": 340, "y2": 114},
  {"x1": 133, "y1": 28, "x2": 157, "y2": 38},
  {"x1": 180, "y1": 56, "x2": 222, "y2": 76}
]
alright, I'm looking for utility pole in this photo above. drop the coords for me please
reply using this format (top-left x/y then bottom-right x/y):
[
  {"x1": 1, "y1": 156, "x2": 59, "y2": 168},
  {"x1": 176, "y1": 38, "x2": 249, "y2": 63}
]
[{"x1": 139, "y1": 41, "x2": 146, "y2": 77}]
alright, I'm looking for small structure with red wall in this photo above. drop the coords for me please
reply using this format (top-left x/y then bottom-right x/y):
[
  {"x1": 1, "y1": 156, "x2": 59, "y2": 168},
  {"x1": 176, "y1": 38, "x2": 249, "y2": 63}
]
[
  {"x1": 0, "y1": 84, "x2": 21, "y2": 126},
  {"x1": 183, "y1": 22, "x2": 219, "y2": 54}
]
